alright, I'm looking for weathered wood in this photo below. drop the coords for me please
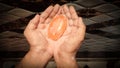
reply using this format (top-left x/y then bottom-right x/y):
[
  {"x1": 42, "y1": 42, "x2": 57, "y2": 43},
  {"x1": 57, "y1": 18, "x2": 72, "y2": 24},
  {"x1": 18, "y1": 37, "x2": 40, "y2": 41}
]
[
  {"x1": 0, "y1": 51, "x2": 120, "y2": 58},
  {"x1": 0, "y1": 31, "x2": 29, "y2": 51}
]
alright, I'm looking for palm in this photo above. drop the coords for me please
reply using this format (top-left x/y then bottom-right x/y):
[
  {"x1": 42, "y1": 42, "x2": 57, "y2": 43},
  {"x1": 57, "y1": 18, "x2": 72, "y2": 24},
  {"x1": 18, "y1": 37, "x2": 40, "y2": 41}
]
[
  {"x1": 49, "y1": 19, "x2": 83, "y2": 54},
  {"x1": 33, "y1": 29, "x2": 47, "y2": 46},
  {"x1": 48, "y1": 6, "x2": 85, "y2": 55}
]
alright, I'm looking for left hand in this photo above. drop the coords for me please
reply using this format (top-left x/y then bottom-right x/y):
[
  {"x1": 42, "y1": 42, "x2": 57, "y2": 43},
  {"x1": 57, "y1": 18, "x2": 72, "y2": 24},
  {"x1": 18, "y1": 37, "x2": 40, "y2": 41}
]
[{"x1": 52, "y1": 5, "x2": 86, "y2": 58}]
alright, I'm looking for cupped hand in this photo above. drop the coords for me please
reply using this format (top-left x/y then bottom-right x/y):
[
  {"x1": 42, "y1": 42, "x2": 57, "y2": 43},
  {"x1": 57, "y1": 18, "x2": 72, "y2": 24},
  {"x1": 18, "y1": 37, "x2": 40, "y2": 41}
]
[
  {"x1": 53, "y1": 5, "x2": 86, "y2": 58},
  {"x1": 24, "y1": 4, "x2": 61, "y2": 56}
]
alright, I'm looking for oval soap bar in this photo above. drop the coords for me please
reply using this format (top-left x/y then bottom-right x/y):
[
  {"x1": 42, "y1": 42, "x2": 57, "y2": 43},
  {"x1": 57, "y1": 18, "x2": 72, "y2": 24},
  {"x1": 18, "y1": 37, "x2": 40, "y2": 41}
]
[{"x1": 48, "y1": 14, "x2": 67, "y2": 40}]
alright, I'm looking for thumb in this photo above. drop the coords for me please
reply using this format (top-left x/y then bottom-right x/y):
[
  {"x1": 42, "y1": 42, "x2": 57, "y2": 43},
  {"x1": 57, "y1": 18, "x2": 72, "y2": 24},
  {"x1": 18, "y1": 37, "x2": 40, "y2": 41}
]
[{"x1": 27, "y1": 14, "x2": 40, "y2": 30}]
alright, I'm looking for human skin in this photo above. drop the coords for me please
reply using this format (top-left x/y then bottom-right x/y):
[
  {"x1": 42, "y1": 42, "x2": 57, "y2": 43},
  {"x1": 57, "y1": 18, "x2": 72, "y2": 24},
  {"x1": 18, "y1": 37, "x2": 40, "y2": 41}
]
[
  {"x1": 16, "y1": 4, "x2": 86, "y2": 68},
  {"x1": 53, "y1": 5, "x2": 86, "y2": 68},
  {"x1": 16, "y1": 4, "x2": 58, "y2": 68}
]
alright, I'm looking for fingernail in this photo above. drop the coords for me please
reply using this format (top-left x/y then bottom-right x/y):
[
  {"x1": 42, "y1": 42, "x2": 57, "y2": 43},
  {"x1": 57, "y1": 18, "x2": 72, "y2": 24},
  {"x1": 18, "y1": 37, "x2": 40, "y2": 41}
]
[
  {"x1": 70, "y1": 5, "x2": 74, "y2": 9},
  {"x1": 55, "y1": 4, "x2": 60, "y2": 7},
  {"x1": 49, "y1": 5, "x2": 53, "y2": 8}
]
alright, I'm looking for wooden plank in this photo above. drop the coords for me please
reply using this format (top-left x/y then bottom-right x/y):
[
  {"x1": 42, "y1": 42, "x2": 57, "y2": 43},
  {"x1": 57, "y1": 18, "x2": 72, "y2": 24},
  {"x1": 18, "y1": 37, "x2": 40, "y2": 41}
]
[
  {"x1": 0, "y1": 31, "x2": 29, "y2": 51},
  {"x1": 0, "y1": 13, "x2": 20, "y2": 25},
  {"x1": 0, "y1": 51, "x2": 120, "y2": 58},
  {"x1": 0, "y1": 3, "x2": 14, "y2": 12},
  {"x1": 7, "y1": 8, "x2": 35, "y2": 18}
]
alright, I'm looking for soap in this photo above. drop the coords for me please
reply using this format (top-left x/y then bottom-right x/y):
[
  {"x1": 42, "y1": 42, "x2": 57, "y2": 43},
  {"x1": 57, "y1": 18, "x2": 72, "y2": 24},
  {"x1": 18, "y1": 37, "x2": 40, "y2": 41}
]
[{"x1": 48, "y1": 14, "x2": 67, "y2": 40}]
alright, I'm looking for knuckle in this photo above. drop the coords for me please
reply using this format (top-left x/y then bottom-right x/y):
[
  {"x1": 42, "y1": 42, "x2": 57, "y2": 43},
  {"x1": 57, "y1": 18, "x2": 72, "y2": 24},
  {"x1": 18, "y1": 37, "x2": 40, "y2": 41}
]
[{"x1": 23, "y1": 30, "x2": 27, "y2": 36}]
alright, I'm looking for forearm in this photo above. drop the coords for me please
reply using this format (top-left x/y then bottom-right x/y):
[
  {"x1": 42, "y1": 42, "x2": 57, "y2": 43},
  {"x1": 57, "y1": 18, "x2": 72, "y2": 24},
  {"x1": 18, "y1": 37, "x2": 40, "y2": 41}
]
[
  {"x1": 16, "y1": 48, "x2": 52, "y2": 68},
  {"x1": 54, "y1": 53, "x2": 78, "y2": 68}
]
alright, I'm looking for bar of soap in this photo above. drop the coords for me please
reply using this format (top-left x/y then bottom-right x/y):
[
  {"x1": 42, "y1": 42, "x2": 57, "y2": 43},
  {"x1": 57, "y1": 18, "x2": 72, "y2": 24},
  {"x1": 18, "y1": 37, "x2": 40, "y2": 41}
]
[{"x1": 48, "y1": 14, "x2": 67, "y2": 40}]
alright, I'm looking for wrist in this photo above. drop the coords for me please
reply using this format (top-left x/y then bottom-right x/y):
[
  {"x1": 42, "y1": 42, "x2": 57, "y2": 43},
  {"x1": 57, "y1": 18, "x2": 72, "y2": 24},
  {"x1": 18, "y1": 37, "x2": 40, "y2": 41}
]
[
  {"x1": 29, "y1": 46, "x2": 53, "y2": 59},
  {"x1": 54, "y1": 49, "x2": 76, "y2": 59},
  {"x1": 54, "y1": 51, "x2": 76, "y2": 62},
  {"x1": 17, "y1": 47, "x2": 52, "y2": 68},
  {"x1": 54, "y1": 52, "x2": 78, "y2": 68}
]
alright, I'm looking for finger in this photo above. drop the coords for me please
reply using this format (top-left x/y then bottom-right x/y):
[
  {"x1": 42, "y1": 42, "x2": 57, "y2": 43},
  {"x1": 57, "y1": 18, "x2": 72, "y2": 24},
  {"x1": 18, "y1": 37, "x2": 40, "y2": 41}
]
[
  {"x1": 78, "y1": 17, "x2": 86, "y2": 41},
  {"x1": 69, "y1": 19, "x2": 73, "y2": 26},
  {"x1": 63, "y1": 4, "x2": 71, "y2": 19},
  {"x1": 78, "y1": 17, "x2": 85, "y2": 27},
  {"x1": 69, "y1": 6, "x2": 78, "y2": 20},
  {"x1": 49, "y1": 4, "x2": 60, "y2": 18},
  {"x1": 56, "y1": 7, "x2": 62, "y2": 15},
  {"x1": 44, "y1": 6, "x2": 62, "y2": 24},
  {"x1": 68, "y1": 18, "x2": 78, "y2": 27},
  {"x1": 62, "y1": 5, "x2": 73, "y2": 26},
  {"x1": 27, "y1": 14, "x2": 40, "y2": 30},
  {"x1": 44, "y1": 18, "x2": 51, "y2": 24},
  {"x1": 69, "y1": 6, "x2": 79, "y2": 26},
  {"x1": 74, "y1": 19, "x2": 79, "y2": 27},
  {"x1": 40, "y1": 6, "x2": 53, "y2": 23}
]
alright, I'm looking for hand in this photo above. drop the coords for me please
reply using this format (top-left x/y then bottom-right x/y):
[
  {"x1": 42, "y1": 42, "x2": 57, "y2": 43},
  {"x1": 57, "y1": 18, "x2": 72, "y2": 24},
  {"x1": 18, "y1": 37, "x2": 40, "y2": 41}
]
[
  {"x1": 53, "y1": 5, "x2": 86, "y2": 68},
  {"x1": 24, "y1": 4, "x2": 61, "y2": 54},
  {"x1": 17, "y1": 4, "x2": 61, "y2": 68},
  {"x1": 54, "y1": 4, "x2": 86, "y2": 57},
  {"x1": 24, "y1": 14, "x2": 49, "y2": 52}
]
